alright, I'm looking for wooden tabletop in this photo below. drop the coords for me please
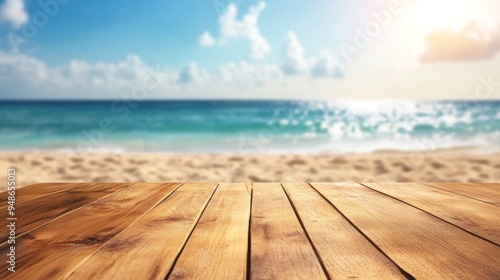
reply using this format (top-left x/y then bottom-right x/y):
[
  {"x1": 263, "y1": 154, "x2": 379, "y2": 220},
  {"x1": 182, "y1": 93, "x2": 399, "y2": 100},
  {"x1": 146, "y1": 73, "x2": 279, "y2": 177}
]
[{"x1": 1, "y1": 182, "x2": 499, "y2": 279}]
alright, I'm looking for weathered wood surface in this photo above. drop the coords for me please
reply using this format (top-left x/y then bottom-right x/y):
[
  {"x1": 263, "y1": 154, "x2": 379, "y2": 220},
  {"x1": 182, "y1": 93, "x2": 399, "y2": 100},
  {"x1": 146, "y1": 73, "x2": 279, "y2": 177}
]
[
  {"x1": 362, "y1": 182, "x2": 500, "y2": 245},
  {"x1": 0, "y1": 183, "x2": 181, "y2": 279},
  {"x1": 0, "y1": 183, "x2": 79, "y2": 204},
  {"x1": 68, "y1": 182, "x2": 216, "y2": 280},
  {"x1": 169, "y1": 183, "x2": 251, "y2": 280},
  {"x1": 425, "y1": 182, "x2": 500, "y2": 205},
  {"x1": 0, "y1": 183, "x2": 129, "y2": 243},
  {"x1": 0, "y1": 182, "x2": 499, "y2": 280},
  {"x1": 282, "y1": 183, "x2": 407, "y2": 279},
  {"x1": 251, "y1": 183, "x2": 327, "y2": 280},
  {"x1": 311, "y1": 182, "x2": 500, "y2": 279}
]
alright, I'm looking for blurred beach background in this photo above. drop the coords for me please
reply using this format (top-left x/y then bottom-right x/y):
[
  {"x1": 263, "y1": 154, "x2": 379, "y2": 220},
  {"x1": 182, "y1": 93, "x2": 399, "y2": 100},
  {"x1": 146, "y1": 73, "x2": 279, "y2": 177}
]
[
  {"x1": 1, "y1": 0, "x2": 500, "y2": 189},
  {"x1": 0, "y1": 100, "x2": 499, "y2": 189}
]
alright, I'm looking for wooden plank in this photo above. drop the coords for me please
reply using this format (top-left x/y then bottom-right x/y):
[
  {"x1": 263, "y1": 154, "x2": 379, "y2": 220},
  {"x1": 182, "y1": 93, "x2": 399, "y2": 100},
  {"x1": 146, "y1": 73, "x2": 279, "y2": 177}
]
[
  {"x1": 282, "y1": 183, "x2": 407, "y2": 279},
  {"x1": 0, "y1": 183, "x2": 129, "y2": 243},
  {"x1": 0, "y1": 183, "x2": 80, "y2": 205},
  {"x1": 67, "y1": 182, "x2": 218, "y2": 280},
  {"x1": 251, "y1": 183, "x2": 327, "y2": 280},
  {"x1": 0, "y1": 182, "x2": 181, "y2": 280},
  {"x1": 362, "y1": 182, "x2": 500, "y2": 245},
  {"x1": 425, "y1": 182, "x2": 500, "y2": 205},
  {"x1": 168, "y1": 183, "x2": 250, "y2": 280},
  {"x1": 311, "y1": 183, "x2": 500, "y2": 279}
]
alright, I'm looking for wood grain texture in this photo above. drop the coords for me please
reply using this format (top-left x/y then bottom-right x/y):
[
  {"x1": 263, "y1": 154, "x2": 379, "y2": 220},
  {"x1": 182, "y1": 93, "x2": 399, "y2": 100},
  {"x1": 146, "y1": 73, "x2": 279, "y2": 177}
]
[
  {"x1": 251, "y1": 183, "x2": 327, "y2": 280},
  {"x1": 282, "y1": 183, "x2": 407, "y2": 279},
  {"x1": 3, "y1": 182, "x2": 500, "y2": 279},
  {"x1": 67, "y1": 182, "x2": 217, "y2": 280},
  {"x1": 169, "y1": 183, "x2": 251, "y2": 280},
  {"x1": 362, "y1": 182, "x2": 500, "y2": 245},
  {"x1": 0, "y1": 183, "x2": 129, "y2": 243},
  {"x1": 0, "y1": 182, "x2": 181, "y2": 280},
  {"x1": 425, "y1": 182, "x2": 500, "y2": 205},
  {"x1": 311, "y1": 182, "x2": 500, "y2": 279},
  {"x1": 0, "y1": 183, "x2": 80, "y2": 204}
]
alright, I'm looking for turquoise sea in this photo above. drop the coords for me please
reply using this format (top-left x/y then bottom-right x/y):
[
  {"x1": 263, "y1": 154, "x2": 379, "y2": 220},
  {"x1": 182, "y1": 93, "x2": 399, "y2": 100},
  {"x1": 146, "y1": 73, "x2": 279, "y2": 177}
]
[{"x1": 0, "y1": 100, "x2": 499, "y2": 153}]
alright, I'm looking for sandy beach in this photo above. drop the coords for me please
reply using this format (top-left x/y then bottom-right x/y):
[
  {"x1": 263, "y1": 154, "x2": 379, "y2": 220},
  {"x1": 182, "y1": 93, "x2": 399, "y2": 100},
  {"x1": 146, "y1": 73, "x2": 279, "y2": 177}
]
[{"x1": 1, "y1": 149, "x2": 499, "y2": 191}]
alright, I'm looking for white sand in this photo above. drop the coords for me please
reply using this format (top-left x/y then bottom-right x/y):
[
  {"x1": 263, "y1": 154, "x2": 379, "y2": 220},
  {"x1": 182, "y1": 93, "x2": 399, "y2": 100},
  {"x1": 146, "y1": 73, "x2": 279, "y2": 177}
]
[{"x1": 0, "y1": 150, "x2": 499, "y2": 191}]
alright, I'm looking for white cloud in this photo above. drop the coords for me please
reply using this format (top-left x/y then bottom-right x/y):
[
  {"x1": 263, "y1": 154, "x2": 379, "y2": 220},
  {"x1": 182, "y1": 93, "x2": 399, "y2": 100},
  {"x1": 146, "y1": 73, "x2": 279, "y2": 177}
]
[
  {"x1": 0, "y1": 0, "x2": 28, "y2": 29},
  {"x1": 421, "y1": 21, "x2": 500, "y2": 62},
  {"x1": 280, "y1": 31, "x2": 309, "y2": 75},
  {"x1": 0, "y1": 51, "x2": 48, "y2": 81},
  {"x1": 198, "y1": 31, "x2": 215, "y2": 47},
  {"x1": 0, "y1": 51, "x2": 280, "y2": 92},
  {"x1": 0, "y1": 50, "x2": 289, "y2": 99},
  {"x1": 311, "y1": 49, "x2": 343, "y2": 78},
  {"x1": 178, "y1": 62, "x2": 210, "y2": 85},
  {"x1": 0, "y1": 40, "x2": 343, "y2": 99},
  {"x1": 279, "y1": 32, "x2": 343, "y2": 79},
  {"x1": 199, "y1": 1, "x2": 271, "y2": 60},
  {"x1": 0, "y1": 51, "x2": 177, "y2": 91},
  {"x1": 217, "y1": 60, "x2": 283, "y2": 86}
]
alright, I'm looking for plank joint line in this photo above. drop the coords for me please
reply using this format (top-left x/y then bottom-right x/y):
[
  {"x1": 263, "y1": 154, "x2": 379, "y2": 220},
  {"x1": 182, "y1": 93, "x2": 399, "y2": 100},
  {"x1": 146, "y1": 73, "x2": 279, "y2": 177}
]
[
  {"x1": 422, "y1": 183, "x2": 500, "y2": 207},
  {"x1": 309, "y1": 183, "x2": 416, "y2": 280},
  {"x1": 281, "y1": 184, "x2": 332, "y2": 280},
  {"x1": 164, "y1": 183, "x2": 220, "y2": 279},
  {"x1": 246, "y1": 186, "x2": 253, "y2": 280},
  {"x1": 359, "y1": 183, "x2": 500, "y2": 247}
]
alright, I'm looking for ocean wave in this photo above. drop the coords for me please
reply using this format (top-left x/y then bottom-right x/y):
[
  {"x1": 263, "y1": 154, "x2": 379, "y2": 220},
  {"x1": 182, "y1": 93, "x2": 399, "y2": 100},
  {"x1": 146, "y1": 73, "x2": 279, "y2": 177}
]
[{"x1": 0, "y1": 100, "x2": 499, "y2": 153}]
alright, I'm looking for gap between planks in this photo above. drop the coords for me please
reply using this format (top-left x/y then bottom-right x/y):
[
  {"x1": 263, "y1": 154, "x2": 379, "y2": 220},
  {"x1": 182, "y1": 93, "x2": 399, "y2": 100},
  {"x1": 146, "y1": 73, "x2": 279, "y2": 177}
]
[
  {"x1": 361, "y1": 182, "x2": 500, "y2": 246},
  {"x1": 0, "y1": 183, "x2": 133, "y2": 245},
  {"x1": 423, "y1": 182, "x2": 500, "y2": 206},
  {"x1": 311, "y1": 182, "x2": 500, "y2": 279},
  {"x1": 0, "y1": 183, "x2": 182, "y2": 280},
  {"x1": 68, "y1": 182, "x2": 218, "y2": 280}
]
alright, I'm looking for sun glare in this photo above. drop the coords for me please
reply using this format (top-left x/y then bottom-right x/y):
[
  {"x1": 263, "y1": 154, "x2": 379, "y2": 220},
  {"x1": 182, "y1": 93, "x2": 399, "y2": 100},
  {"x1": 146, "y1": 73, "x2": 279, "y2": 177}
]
[{"x1": 407, "y1": 0, "x2": 486, "y2": 33}]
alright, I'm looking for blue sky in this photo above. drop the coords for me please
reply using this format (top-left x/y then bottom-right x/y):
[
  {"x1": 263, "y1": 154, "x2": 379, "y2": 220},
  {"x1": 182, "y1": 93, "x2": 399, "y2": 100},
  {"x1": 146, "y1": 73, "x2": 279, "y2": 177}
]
[
  {"x1": 0, "y1": 0, "x2": 499, "y2": 99},
  {"x1": 1, "y1": 0, "x2": 351, "y2": 68}
]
